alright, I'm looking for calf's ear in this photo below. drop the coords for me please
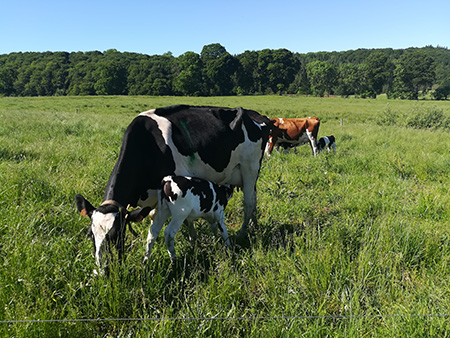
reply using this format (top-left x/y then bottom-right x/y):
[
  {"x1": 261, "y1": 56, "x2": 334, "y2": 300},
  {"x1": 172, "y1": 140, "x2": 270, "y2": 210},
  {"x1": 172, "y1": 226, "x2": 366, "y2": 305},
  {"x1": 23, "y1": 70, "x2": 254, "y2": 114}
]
[
  {"x1": 127, "y1": 207, "x2": 152, "y2": 223},
  {"x1": 75, "y1": 194, "x2": 95, "y2": 218}
]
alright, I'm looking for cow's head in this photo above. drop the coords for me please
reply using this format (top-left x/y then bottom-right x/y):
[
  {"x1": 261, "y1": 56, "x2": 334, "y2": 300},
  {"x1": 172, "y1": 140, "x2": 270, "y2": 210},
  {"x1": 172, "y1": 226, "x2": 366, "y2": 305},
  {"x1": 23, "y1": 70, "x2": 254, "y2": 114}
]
[{"x1": 75, "y1": 194, "x2": 151, "y2": 274}]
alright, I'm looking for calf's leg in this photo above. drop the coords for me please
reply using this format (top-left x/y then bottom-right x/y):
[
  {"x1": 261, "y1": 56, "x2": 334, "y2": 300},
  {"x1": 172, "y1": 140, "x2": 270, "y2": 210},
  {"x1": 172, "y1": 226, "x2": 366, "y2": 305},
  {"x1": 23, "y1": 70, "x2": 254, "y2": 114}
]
[
  {"x1": 216, "y1": 219, "x2": 232, "y2": 249},
  {"x1": 164, "y1": 216, "x2": 185, "y2": 262},
  {"x1": 144, "y1": 206, "x2": 170, "y2": 262}
]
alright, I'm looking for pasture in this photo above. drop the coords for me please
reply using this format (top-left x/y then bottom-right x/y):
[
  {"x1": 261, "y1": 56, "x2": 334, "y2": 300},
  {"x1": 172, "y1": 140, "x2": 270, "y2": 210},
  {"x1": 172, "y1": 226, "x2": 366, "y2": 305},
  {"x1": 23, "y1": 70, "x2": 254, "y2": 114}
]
[{"x1": 1, "y1": 95, "x2": 450, "y2": 337}]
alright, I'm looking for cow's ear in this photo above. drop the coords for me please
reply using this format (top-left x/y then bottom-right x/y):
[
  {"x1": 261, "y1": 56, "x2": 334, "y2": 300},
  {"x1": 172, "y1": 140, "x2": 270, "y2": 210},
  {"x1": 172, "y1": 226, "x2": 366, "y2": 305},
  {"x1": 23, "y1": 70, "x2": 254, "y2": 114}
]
[
  {"x1": 75, "y1": 194, "x2": 95, "y2": 218},
  {"x1": 126, "y1": 207, "x2": 152, "y2": 223}
]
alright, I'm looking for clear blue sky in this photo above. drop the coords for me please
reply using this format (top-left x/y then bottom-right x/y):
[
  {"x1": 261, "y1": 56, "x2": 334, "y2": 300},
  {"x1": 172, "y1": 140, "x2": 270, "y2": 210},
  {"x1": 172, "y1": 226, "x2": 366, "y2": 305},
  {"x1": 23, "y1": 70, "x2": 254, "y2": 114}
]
[{"x1": 1, "y1": 0, "x2": 449, "y2": 56}]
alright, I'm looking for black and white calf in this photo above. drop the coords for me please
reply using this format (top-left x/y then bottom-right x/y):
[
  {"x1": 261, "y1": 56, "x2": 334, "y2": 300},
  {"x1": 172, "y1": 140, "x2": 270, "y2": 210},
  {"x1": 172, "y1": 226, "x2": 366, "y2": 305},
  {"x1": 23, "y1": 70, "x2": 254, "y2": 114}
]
[
  {"x1": 145, "y1": 176, "x2": 233, "y2": 261},
  {"x1": 317, "y1": 135, "x2": 336, "y2": 153}
]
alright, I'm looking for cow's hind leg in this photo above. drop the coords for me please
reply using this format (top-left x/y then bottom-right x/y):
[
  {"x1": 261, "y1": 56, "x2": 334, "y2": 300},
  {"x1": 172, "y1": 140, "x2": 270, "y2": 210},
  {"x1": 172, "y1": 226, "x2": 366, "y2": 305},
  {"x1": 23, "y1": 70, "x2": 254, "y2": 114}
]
[{"x1": 240, "y1": 162, "x2": 260, "y2": 234}]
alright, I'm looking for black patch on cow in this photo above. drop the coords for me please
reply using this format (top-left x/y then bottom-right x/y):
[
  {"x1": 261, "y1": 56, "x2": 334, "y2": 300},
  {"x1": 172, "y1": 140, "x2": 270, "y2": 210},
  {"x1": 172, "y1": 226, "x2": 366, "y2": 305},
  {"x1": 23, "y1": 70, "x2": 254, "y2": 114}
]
[
  {"x1": 213, "y1": 183, "x2": 229, "y2": 207},
  {"x1": 317, "y1": 137, "x2": 326, "y2": 150},
  {"x1": 244, "y1": 108, "x2": 272, "y2": 144},
  {"x1": 96, "y1": 204, "x2": 120, "y2": 215},
  {"x1": 278, "y1": 142, "x2": 297, "y2": 149}
]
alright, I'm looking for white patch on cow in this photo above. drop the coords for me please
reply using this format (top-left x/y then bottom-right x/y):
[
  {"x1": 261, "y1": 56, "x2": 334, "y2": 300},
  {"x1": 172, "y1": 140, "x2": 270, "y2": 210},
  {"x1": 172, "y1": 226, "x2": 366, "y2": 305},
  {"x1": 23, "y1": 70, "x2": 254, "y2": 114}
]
[
  {"x1": 252, "y1": 120, "x2": 266, "y2": 129},
  {"x1": 306, "y1": 129, "x2": 319, "y2": 156},
  {"x1": 140, "y1": 109, "x2": 156, "y2": 115},
  {"x1": 139, "y1": 110, "x2": 172, "y2": 142},
  {"x1": 137, "y1": 189, "x2": 159, "y2": 209},
  {"x1": 279, "y1": 118, "x2": 284, "y2": 124},
  {"x1": 91, "y1": 211, "x2": 117, "y2": 265}
]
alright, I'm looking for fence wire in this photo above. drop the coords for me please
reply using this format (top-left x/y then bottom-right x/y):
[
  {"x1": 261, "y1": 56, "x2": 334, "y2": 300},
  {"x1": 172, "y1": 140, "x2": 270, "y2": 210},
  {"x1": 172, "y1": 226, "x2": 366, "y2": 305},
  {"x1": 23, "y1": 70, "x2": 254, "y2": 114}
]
[{"x1": 2, "y1": 313, "x2": 450, "y2": 325}]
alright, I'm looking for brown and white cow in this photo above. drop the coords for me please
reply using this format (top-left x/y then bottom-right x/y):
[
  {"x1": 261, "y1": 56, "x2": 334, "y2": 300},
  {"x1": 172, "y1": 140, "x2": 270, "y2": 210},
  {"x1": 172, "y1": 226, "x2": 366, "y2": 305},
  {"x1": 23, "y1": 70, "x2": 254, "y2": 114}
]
[
  {"x1": 265, "y1": 117, "x2": 320, "y2": 156},
  {"x1": 75, "y1": 105, "x2": 271, "y2": 271}
]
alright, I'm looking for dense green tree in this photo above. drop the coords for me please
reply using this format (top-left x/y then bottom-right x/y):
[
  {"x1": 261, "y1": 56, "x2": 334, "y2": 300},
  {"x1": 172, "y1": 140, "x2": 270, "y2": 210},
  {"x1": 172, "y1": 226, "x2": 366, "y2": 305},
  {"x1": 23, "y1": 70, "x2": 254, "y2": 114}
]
[
  {"x1": 93, "y1": 61, "x2": 128, "y2": 95},
  {"x1": 0, "y1": 64, "x2": 17, "y2": 96},
  {"x1": 67, "y1": 61, "x2": 97, "y2": 95},
  {"x1": 200, "y1": 44, "x2": 239, "y2": 95},
  {"x1": 235, "y1": 50, "x2": 258, "y2": 94},
  {"x1": 173, "y1": 52, "x2": 204, "y2": 96},
  {"x1": 335, "y1": 63, "x2": 359, "y2": 97},
  {"x1": 267, "y1": 49, "x2": 299, "y2": 94},
  {"x1": 40, "y1": 60, "x2": 69, "y2": 96},
  {"x1": 201, "y1": 43, "x2": 227, "y2": 63},
  {"x1": 359, "y1": 51, "x2": 394, "y2": 98},
  {"x1": 306, "y1": 61, "x2": 338, "y2": 96},
  {"x1": 433, "y1": 79, "x2": 450, "y2": 100},
  {"x1": 127, "y1": 54, "x2": 175, "y2": 95},
  {"x1": 22, "y1": 63, "x2": 41, "y2": 96},
  {"x1": 288, "y1": 55, "x2": 310, "y2": 94},
  {"x1": 256, "y1": 49, "x2": 274, "y2": 93},
  {"x1": 206, "y1": 53, "x2": 239, "y2": 95},
  {"x1": 391, "y1": 50, "x2": 436, "y2": 99}
]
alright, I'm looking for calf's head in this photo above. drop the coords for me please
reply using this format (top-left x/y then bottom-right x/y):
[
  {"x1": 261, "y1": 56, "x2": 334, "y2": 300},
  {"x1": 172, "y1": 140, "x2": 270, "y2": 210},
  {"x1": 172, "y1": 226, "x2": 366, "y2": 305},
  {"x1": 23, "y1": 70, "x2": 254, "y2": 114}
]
[{"x1": 75, "y1": 194, "x2": 151, "y2": 273}]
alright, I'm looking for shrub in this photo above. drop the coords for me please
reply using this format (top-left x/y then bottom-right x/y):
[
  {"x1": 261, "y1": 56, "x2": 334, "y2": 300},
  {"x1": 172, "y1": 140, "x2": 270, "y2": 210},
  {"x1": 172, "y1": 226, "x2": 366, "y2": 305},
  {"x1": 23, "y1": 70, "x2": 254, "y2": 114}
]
[
  {"x1": 376, "y1": 105, "x2": 399, "y2": 126},
  {"x1": 405, "y1": 106, "x2": 450, "y2": 130}
]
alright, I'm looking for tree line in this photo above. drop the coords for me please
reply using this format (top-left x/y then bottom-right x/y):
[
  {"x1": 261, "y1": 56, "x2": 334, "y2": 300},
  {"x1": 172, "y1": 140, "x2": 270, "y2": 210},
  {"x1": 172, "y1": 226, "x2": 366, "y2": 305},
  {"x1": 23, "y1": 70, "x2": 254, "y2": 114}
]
[{"x1": 0, "y1": 44, "x2": 449, "y2": 100}]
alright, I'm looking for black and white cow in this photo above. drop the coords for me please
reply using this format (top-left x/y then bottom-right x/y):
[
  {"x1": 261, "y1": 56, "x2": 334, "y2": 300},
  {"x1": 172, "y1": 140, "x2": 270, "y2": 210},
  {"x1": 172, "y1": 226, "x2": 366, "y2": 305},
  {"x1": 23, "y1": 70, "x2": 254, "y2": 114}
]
[
  {"x1": 75, "y1": 105, "x2": 271, "y2": 270},
  {"x1": 317, "y1": 135, "x2": 336, "y2": 153},
  {"x1": 145, "y1": 175, "x2": 233, "y2": 261}
]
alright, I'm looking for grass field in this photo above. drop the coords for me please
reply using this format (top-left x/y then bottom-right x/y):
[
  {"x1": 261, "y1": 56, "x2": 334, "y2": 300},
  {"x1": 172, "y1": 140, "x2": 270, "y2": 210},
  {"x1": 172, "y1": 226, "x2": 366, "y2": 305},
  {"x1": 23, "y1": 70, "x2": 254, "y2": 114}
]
[{"x1": 1, "y1": 95, "x2": 450, "y2": 337}]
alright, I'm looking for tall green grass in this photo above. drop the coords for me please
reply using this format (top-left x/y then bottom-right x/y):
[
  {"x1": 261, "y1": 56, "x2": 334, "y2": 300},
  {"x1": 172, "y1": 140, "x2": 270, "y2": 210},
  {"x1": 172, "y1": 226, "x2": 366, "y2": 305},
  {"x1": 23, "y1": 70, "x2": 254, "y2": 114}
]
[{"x1": 1, "y1": 96, "x2": 450, "y2": 337}]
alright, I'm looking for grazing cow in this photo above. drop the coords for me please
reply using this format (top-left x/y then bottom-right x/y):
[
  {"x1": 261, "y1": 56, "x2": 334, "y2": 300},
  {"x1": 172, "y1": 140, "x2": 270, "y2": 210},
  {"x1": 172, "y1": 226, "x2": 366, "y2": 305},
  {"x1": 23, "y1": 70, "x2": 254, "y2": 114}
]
[
  {"x1": 75, "y1": 196, "x2": 151, "y2": 271},
  {"x1": 145, "y1": 175, "x2": 233, "y2": 262},
  {"x1": 317, "y1": 135, "x2": 336, "y2": 153},
  {"x1": 265, "y1": 117, "x2": 320, "y2": 156},
  {"x1": 75, "y1": 105, "x2": 271, "y2": 270}
]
